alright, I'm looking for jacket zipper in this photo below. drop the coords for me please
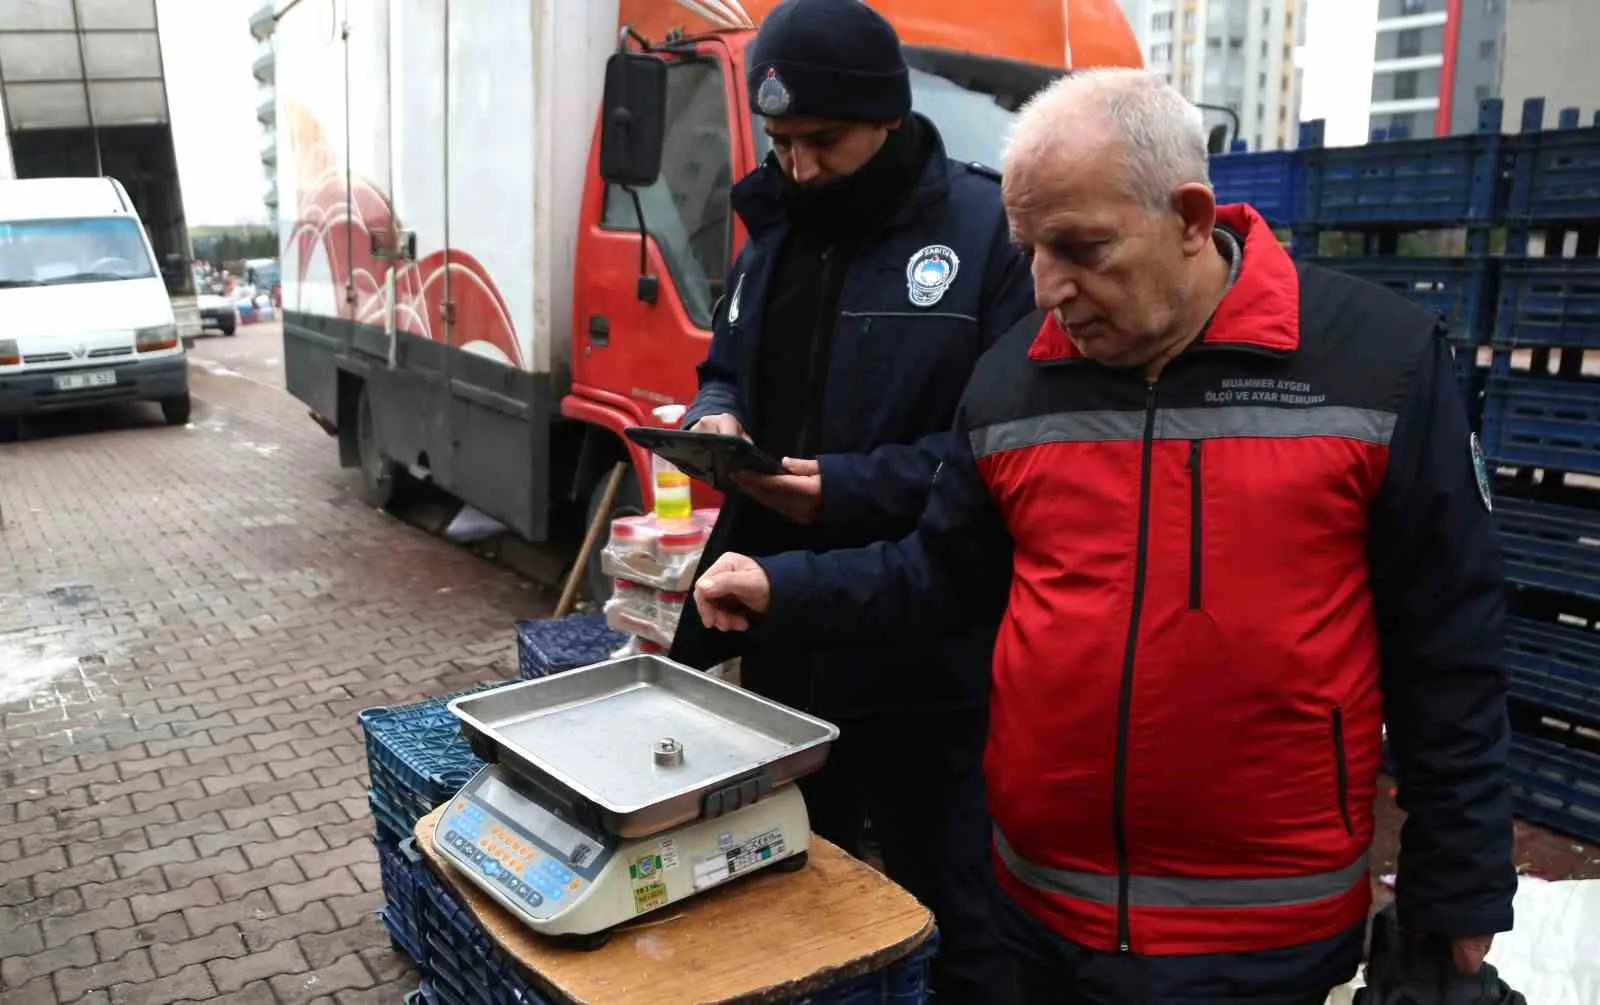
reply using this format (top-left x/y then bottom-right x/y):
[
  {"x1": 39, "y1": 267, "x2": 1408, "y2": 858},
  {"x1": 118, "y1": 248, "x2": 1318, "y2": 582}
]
[
  {"x1": 1332, "y1": 707, "x2": 1355, "y2": 836},
  {"x1": 794, "y1": 244, "x2": 836, "y2": 457},
  {"x1": 1114, "y1": 380, "x2": 1159, "y2": 953},
  {"x1": 1188, "y1": 439, "x2": 1203, "y2": 610}
]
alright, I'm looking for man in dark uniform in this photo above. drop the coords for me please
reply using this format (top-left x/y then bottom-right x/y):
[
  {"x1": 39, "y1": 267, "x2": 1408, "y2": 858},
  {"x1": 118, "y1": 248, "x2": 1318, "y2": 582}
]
[{"x1": 666, "y1": 0, "x2": 1035, "y2": 1000}]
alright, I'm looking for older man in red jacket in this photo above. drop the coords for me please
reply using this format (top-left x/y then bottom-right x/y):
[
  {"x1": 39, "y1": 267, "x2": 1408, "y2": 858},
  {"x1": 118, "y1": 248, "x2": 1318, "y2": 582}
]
[{"x1": 691, "y1": 68, "x2": 1516, "y2": 1003}]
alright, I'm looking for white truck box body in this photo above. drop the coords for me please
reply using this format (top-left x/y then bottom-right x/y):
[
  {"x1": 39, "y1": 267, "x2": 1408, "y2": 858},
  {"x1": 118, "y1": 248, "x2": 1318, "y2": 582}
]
[{"x1": 276, "y1": 0, "x2": 620, "y2": 379}]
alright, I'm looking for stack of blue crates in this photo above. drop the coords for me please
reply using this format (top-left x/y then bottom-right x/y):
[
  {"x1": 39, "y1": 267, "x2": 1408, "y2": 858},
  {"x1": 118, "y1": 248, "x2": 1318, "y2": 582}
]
[
  {"x1": 1294, "y1": 101, "x2": 1506, "y2": 359},
  {"x1": 362, "y1": 684, "x2": 497, "y2": 966},
  {"x1": 1478, "y1": 97, "x2": 1600, "y2": 846},
  {"x1": 513, "y1": 613, "x2": 626, "y2": 679},
  {"x1": 1206, "y1": 98, "x2": 1600, "y2": 838}
]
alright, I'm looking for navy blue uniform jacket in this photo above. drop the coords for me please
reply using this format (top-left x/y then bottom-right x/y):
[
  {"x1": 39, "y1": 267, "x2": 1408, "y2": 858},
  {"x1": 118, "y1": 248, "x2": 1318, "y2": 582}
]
[{"x1": 669, "y1": 125, "x2": 1036, "y2": 715}]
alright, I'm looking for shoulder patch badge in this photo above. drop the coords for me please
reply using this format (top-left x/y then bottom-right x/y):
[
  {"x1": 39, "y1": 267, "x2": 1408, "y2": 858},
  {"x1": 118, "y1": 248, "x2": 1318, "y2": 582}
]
[
  {"x1": 1470, "y1": 431, "x2": 1493, "y2": 512},
  {"x1": 906, "y1": 245, "x2": 960, "y2": 308},
  {"x1": 756, "y1": 68, "x2": 791, "y2": 117},
  {"x1": 966, "y1": 161, "x2": 1003, "y2": 182},
  {"x1": 727, "y1": 272, "x2": 745, "y2": 325}
]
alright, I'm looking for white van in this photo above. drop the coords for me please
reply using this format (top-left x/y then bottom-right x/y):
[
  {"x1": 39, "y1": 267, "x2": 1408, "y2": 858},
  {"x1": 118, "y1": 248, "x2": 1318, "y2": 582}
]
[{"x1": 0, "y1": 177, "x2": 190, "y2": 439}]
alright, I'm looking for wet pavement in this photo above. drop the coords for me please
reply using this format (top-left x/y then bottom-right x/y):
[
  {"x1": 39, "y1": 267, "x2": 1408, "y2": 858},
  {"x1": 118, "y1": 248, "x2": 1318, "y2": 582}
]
[{"x1": 0, "y1": 322, "x2": 553, "y2": 1003}]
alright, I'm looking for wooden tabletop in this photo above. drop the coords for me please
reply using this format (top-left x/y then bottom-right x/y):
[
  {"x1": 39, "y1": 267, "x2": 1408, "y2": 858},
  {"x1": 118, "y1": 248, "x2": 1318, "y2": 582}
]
[{"x1": 413, "y1": 805, "x2": 934, "y2": 1004}]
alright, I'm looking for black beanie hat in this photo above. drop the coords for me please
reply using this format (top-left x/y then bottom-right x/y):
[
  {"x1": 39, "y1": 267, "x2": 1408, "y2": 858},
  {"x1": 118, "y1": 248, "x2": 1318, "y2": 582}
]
[{"x1": 746, "y1": 0, "x2": 912, "y2": 123}]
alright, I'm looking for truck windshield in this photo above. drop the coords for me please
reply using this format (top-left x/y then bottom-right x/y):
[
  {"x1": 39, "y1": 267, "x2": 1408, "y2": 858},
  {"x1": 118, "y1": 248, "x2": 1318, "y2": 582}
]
[
  {"x1": 0, "y1": 217, "x2": 157, "y2": 288},
  {"x1": 751, "y1": 66, "x2": 1022, "y2": 170}
]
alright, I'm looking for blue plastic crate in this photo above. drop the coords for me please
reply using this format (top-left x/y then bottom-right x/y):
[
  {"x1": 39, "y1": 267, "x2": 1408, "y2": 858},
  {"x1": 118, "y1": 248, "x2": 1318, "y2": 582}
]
[
  {"x1": 1302, "y1": 133, "x2": 1503, "y2": 226},
  {"x1": 514, "y1": 614, "x2": 625, "y2": 679},
  {"x1": 1481, "y1": 373, "x2": 1600, "y2": 476},
  {"x1": 1508, "y1": 733, "x2": 1600, "y2": 845},
  {"x1": 1305, "y1": 256, "x2": 1496, "y2": 342},
  {"x1": 371, "y1": 762, "x2": 438, "y2": 834},
  {"x1": 359, "y1": 685, "x2": 497, "y2": 834},
  {"x1": 382, "y1": 904, "x2": 427, "y2": 968},
  {"x1": 377, "y1": 834, "x2": 426, "y2": 961},
  {"x1": 416, "y1": 865, "x2": 544, "y2": 1005},
  {"x1": 370, "y1": 789, "x2": 416, "y2": 845},
  {"x1": 1209, "y1": 150, "x2": 1302, "y2": 227},
  {"x1": 1506, "y1": 613, "x2": 1600, "y2": 728},
  {"x1": 1494, "y1": 496, "x2": 1600, "y2": 601},
  {"x1": 1507, "y1": 126, "x2": 1600, "y2": 222},
  {"x1": 1494, "y1": 259, "x2": 1600, "y2": 348}
]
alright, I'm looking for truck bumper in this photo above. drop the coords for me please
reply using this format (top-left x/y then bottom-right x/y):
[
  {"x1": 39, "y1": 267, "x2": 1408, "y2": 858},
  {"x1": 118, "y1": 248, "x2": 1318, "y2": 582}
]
[{"x1": 0, "y1": 355, "x2": 189, "y2": 418}]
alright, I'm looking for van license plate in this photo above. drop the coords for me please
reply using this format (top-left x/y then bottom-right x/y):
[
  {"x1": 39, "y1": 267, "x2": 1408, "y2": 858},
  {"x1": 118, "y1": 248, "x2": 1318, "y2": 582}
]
[{"x1": 54, "y1": 370, "x2": 117, "y2": 392}]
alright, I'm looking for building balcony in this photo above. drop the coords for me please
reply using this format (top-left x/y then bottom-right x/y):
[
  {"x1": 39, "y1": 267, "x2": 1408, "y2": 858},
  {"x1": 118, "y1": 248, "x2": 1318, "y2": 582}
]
[
  {"x1": 253, "y1": 50, "x2": 274, "y2": 84},
  {"x1": 250, "y1": 3, "x2": 276, "y2": 41},
  {"x1": 1370, "y1": 96, "x2": 1441, "y2": 116},
  {"x1": 257, "y1": 95, "x2": 275, "y2": 126}
]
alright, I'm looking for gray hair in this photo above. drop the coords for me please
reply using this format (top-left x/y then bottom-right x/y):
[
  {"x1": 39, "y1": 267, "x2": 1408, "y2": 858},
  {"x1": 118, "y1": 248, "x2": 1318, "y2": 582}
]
[{"x1": 1002, "y1": 68, "x2": 1212, "y2": 211}]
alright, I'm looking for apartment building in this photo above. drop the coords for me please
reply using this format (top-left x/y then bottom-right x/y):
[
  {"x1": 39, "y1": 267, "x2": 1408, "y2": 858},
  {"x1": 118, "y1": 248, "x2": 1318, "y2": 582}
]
[
  {"x1": 1500, "y1": 0, "x2": 1600, "y2": 129},
  {"x1": 250, "y1": 2, "x2": 277, "y2": 230},
  {"x1": 1368, "y1": 0, "x2": 1504, "y2": 140},
  {"x1": 1140, "y1": 0, "x2": 1306, "y2": 151}
]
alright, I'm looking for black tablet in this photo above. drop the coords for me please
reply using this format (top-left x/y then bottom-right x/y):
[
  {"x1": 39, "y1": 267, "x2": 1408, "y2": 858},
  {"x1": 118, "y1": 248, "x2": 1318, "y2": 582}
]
[{"x1": 624, "y1": 426, "x2": 785, "y2": 489}]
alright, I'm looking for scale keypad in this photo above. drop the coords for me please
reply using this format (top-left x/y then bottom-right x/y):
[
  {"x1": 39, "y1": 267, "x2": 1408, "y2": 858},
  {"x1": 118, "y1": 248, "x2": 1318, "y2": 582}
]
[{"x1": 441, "y1": 801, "x2": 589, "y2": 918}]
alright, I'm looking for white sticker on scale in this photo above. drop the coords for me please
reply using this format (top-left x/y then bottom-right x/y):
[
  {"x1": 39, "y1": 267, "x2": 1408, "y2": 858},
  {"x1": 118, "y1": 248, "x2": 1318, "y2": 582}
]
[
  {"x1": 692, "y1": 828, "x2": 787, "y2": 891},
  {"x1": 659, "y1": 837, "x2": 680, "y2": 870}
]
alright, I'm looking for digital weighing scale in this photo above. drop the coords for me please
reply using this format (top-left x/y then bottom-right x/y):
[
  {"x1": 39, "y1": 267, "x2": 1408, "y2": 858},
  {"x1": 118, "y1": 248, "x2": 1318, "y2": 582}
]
[{"x1": 434, "y1": 654, "x2": 840, "y2": 944}]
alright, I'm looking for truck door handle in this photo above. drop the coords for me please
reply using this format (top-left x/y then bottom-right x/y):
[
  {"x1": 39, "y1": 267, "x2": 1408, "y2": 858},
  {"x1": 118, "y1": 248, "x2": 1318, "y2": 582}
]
[{"x1": 588, "y1": 315, "x2": 610, "y2": 347}]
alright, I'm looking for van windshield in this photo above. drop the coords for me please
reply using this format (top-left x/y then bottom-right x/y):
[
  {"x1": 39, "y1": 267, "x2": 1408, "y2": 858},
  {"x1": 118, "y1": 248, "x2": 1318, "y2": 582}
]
[{"x1": 0, "y1": 217, "x2": 157, "y2": 288}]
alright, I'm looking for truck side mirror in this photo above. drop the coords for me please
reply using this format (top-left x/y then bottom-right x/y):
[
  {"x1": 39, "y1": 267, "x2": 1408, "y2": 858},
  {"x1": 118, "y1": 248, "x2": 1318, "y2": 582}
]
[{"x1": 599, "y1": 52, "x2": 667, "y2": 187}]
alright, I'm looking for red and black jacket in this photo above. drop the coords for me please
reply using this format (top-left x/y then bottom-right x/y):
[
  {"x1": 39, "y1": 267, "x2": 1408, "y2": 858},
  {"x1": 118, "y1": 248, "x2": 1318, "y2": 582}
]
[{"x1": 755, "y1": 204, "x2": 1516, "y2": 955}]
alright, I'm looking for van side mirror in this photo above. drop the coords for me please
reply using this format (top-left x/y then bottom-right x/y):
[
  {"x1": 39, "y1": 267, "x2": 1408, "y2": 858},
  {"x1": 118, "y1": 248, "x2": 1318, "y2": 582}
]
[{"x1": 599, "y1": 52, "x2": 667, "y2": 187}]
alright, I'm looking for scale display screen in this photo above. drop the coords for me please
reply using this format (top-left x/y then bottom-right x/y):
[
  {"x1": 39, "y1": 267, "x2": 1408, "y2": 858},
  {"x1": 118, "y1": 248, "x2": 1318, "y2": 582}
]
[{"x1": 475, "y1": 771, "x2": 607, "y2": 869}]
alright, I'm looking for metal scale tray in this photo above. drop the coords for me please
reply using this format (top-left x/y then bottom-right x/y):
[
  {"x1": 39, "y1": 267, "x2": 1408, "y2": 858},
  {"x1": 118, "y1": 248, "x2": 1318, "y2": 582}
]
[{"x1": 450, "y1": 654, "x2": 839, "y2": 838}]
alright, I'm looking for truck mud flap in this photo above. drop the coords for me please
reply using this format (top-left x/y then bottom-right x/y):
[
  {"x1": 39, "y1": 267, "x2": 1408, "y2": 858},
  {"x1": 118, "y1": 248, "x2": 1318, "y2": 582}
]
[{"x1": 282, "y1": 310, "x2": 350, "y2": 422}]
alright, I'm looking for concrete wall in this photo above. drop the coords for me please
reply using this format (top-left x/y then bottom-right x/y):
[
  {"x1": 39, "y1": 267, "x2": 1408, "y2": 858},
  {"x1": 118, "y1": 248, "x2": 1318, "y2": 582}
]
[
  {"x1": 1449, "y1": 0, "x2": 1504, "y2": 135},
  {"x1": 1501, "y1": 0, "x2": 1600, "y2": 128}
]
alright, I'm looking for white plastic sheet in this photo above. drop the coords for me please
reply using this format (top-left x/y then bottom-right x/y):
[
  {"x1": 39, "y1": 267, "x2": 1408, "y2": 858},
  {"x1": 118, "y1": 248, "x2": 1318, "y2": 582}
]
[{"x1": 1326, "y1": 878, "x2": 1600, "y2": 1005}]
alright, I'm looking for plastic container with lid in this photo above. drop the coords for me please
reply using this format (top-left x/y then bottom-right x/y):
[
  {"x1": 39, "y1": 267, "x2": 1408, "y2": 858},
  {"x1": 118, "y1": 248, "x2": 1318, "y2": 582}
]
[
  {"x1": 657, "y1": 524, "x2": 707, "y2": 562},
  {"x1": 611, "y1": 578, "x2": 656, "y2": 621},
  {"x1": 608, "y1": 514, "x2": 656, "y2": 557},
  {"x1": 655, "y1": 590, "x2": 688, "y2": 634}
]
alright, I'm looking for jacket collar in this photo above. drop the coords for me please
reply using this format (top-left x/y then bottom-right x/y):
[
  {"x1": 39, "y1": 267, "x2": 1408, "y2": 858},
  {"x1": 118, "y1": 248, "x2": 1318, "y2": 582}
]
[
  {"x1": 730, "y1": 112, "x2": 954, "y2": 240},
  {"x1": 1026, "y1": 203, "x2": 1300, "y2": 364}
]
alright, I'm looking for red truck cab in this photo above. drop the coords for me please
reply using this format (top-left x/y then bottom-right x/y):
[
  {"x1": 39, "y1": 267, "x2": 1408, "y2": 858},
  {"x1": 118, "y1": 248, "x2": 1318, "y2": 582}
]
[{"x1": 562, "y1": 0, "x2": 1143, "y2": 526}]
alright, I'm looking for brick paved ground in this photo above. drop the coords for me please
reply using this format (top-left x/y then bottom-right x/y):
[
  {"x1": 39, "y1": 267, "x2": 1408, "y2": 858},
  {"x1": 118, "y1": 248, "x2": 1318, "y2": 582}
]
[{"x1": 0, "y1": 327, "x2": 552, "y2": 1003}]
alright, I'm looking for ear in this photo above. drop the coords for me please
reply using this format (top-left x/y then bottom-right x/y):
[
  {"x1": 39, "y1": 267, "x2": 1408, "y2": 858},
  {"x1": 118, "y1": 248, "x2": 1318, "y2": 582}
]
[
  {"x1": 1172, "y1": 183, "x2": 1218, "y2": 257},
  {"x1": 885, "y1": 117, "x2": 904, "y2": 130}
]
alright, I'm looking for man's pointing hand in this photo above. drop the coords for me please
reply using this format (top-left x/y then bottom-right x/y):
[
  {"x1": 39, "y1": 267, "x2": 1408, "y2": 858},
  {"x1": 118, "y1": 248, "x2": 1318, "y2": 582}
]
[{"x1": 693, "y1": 553, "x2": 771, "y2": 632}]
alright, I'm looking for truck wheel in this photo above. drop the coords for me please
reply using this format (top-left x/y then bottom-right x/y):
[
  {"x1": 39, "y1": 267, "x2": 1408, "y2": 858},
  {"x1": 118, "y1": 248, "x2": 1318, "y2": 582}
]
[
  {"x1": 584, "y1": 464, "x2": 643, "y2": 604},
  {"x1": 220, "y1": 316, "x2": 237, "y2": 336},
  {"x1": 356, "y1": 385, "x2": 410, "y2": 511},
  {"x1": 0, "y1": 417, "x2": 19, "y2": 443},
  {"x1": 161, "y1": 394, "x2": 192, "y2": 426}
]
